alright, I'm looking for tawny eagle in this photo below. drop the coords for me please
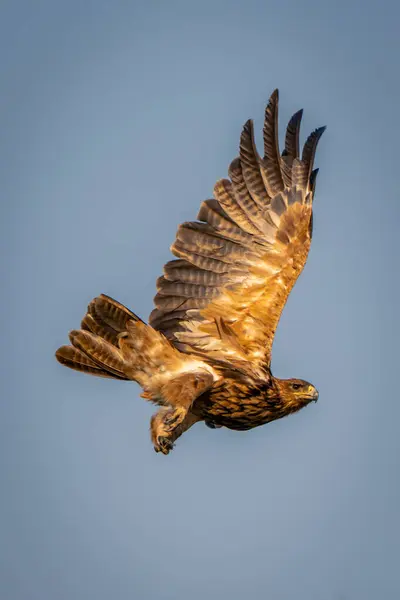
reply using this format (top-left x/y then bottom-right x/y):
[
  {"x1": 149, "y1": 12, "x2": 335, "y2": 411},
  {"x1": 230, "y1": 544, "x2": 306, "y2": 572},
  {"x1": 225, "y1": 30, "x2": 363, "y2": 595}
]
[{"x1": 56, "y1": 90, "x2": 324, "y2": 454}]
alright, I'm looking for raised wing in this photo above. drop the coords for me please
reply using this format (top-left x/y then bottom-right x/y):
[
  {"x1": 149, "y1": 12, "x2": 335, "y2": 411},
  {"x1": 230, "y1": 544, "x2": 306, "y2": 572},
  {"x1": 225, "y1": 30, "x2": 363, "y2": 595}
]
[{"x1": 149, "y1": 90, "x2": 324, "y2": 378}]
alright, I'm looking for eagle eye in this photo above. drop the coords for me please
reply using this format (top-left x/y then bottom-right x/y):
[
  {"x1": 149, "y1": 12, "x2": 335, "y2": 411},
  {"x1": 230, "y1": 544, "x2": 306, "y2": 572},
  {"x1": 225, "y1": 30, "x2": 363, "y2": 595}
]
[{"x1": 292, "y1": 383, "x2": 301, "y2": 390}]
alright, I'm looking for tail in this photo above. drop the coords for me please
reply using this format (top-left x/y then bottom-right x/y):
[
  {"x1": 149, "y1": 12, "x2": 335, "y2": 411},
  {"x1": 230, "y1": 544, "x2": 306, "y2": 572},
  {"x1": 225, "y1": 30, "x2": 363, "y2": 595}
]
[
  {"x1": 55, "y1": 294, "x2": 140, "y2": 380},
  {"x1": 55, "y1": 294, "x2": 202, "y2": 402}
]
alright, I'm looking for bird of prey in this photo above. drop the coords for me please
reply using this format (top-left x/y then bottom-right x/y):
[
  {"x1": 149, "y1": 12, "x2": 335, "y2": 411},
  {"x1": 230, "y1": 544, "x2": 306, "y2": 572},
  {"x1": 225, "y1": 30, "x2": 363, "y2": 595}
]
[{"x1": 55, "y1": 89, "x2": 325, "y2": 455}]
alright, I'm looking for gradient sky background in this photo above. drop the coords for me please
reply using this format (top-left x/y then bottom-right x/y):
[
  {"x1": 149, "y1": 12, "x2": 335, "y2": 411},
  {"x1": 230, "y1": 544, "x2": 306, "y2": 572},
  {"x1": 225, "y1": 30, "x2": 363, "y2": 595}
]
[{"x1": 1, "y1": 1, "x2": 399, "y2": 599}]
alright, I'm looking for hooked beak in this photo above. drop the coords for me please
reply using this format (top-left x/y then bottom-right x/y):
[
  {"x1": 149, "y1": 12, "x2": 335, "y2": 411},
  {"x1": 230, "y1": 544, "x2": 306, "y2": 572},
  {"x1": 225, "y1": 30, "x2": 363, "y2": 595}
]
[{"x1": 306, "y1": 385, "x2": 319, "y2": 402}]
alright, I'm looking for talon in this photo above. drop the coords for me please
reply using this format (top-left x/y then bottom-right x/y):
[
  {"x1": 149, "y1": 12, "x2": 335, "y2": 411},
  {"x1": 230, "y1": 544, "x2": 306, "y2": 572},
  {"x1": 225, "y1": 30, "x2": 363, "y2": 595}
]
[
  {"x1": 155, "y1": 436, "x2": 174, "y2": 455},
  {"x1": 164, "y1": 413, "x2": 180, "y2": 426},
  {"x1": 164, "y1": 408, "x2": 186, "y2": 426}
]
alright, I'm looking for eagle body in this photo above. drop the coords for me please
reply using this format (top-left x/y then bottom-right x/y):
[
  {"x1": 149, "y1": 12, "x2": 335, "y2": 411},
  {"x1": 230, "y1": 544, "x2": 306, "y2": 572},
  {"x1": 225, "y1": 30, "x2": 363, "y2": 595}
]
[
  {"x1": 191, "y1": 377, "x2": 316, "y2": 431},
  {"x1": 55, "y1": 90, "x2": 324, "y2": 454}
]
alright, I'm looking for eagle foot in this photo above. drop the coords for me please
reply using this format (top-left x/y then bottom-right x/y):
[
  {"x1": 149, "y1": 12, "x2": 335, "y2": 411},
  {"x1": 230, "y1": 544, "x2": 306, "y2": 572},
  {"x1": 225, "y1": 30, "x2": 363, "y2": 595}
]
[
  {"x1": 154, "y1": 436, "x2": 174, "y2": 455},
  {"x1": 151, "y1": 407, "x2": 183, "y2": 455},
  {"x1": 163, "y1": 406, "x2": 187, "y2": 428}
]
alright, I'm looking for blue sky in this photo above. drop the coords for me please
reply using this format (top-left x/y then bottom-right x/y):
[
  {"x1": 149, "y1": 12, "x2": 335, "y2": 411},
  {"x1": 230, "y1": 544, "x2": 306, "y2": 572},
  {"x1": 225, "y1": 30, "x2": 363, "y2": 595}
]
[{"x1": 1, "y1": 1, "x2": 399, "y2": 599}]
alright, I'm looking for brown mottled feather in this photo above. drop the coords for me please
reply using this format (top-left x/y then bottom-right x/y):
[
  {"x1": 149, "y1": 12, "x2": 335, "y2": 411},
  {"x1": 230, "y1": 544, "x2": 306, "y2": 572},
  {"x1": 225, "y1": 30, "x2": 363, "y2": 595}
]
[
  {"x1": 69, "y1": 329, "x2": 127, "y2": 379},
  {"x1": 228, "y1": 157, "x2": 265, "y2": 231},
  {"x1": 81, "y1": 313, "x2": 119, "y2": 346},
  {"x1": 262, "y1": 89, "x2": 284, "y2": 195},
  {"x1": 280, "y1": 109, "x2": 303, "y2": 187},
  {"x1": 55, "y1": 345, "x2": 128, "y2": 379},
  {"x1": 197, "y1": 200, "x2": 251, "y2": 244},
  {"x1": 239, "y1": 119, "x2": 270, "y2": 207},
  {"x1": 213, "y1": 179, "x2": 262, "y2": 235}
]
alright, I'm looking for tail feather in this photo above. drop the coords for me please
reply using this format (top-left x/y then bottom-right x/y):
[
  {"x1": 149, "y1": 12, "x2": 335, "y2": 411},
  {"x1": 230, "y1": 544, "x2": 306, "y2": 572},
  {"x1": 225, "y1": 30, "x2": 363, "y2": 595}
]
[
  {"x1": 55, "y1": 345, "x2": 128, "y2": 380},
  {"x1": 89, "y1": 294, "x2": 142, "y2": 332},
  {"x1": 55, "y1": 294, "x2": 136, "y2": 381},
  {"x1": 69, "y1": 329, "x2": 127, "y2": 379},
  {"x1": 81, "y1": 312, "x2": 119, "y2": 346}
]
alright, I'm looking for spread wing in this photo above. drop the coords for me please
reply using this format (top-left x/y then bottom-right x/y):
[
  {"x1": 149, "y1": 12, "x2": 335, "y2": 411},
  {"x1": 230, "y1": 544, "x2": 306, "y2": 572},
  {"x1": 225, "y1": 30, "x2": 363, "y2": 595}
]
[{"x1": 149, "y1": 90, "x2": 325, "y2": 378}]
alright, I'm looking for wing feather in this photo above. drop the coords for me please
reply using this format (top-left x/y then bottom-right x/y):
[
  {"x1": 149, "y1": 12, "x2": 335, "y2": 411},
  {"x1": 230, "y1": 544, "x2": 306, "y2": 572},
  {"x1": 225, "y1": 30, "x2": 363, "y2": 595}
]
[
  {"x1": 150, "y1": 90, "x2": 325, "y2": 378},
  {"x1": 281, "y1": 108, "x2": 303, "y2": 187},
  {"x1": 262, "y1": 89, "x2": 284, "y2": 196},
  {"x1": 302, "y1": 126, "x2": 326, "y2": 180},
  {"x1": 213, "y1": 179, "x2": 262, "y2": 235},
  {"x1": 228, "y1": 157, "x2": 265, "y2": 231},
  {"x1": 197, "y1": 199, "x2": 251, "y2": 242},
  {"x1": 284, "y1": 108, "x2": 303, "y2": 159},
  {"x1": 239, "y1": 119, "x2": 270, "y2": 208}
]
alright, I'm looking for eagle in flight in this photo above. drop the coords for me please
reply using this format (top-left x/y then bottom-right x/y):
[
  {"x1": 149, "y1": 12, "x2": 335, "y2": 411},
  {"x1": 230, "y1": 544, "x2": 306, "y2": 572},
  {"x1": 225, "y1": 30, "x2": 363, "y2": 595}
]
[{"x1": 56, "y1": 90, "x2": 325, "y2": 454}]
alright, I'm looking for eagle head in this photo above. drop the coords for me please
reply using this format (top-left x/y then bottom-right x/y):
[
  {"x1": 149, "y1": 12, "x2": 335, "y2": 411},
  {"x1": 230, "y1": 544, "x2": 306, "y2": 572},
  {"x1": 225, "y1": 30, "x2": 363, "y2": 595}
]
[{"x1": 274, "y1": 377, "x2": 319, "y2": 410}]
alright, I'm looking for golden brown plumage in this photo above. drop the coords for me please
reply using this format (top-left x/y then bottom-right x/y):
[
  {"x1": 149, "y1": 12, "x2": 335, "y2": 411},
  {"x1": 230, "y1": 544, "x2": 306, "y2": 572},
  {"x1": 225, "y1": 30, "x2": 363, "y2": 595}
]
[{"x1": 55, "y1": 89, "x2": 324, "y2": 455}]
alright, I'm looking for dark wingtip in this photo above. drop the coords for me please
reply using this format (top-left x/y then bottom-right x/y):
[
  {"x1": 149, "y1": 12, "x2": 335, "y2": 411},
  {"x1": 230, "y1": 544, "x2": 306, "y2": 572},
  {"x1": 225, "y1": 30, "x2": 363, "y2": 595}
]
[
  {"x1": 301, "y1": 125, "x2": 326, "y2": 174},
  {"x1": 310, "y1": 167, "x2": 319, "y2": 181},
  {"x1": 270, "y1": 88, "x2": 279, "y2": 103},
  {"x1": 242, "y1": 118, "x2": 253, "y2": 133},
  {"x1": 312, "y1": 125, "x2": 327, "y2": 142},
  {"x1": 240, "y1": 118, "x2": 256, "y2": 161},
  {"x1": 310, "y1": 168, "x2": 319, "y2": 195},
  {"x1": 290, "y1": 108, "x2": 304, "y2": 123},
  {"x1": 284, "y1": 108, "x2": 304, "y2": 159}
]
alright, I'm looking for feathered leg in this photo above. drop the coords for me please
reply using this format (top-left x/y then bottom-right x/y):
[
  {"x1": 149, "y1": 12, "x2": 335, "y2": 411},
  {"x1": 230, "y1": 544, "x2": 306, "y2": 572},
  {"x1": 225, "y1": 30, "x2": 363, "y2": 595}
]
[{"x1": 151, "y1": 408, "x2": 201, "y2": 455}]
